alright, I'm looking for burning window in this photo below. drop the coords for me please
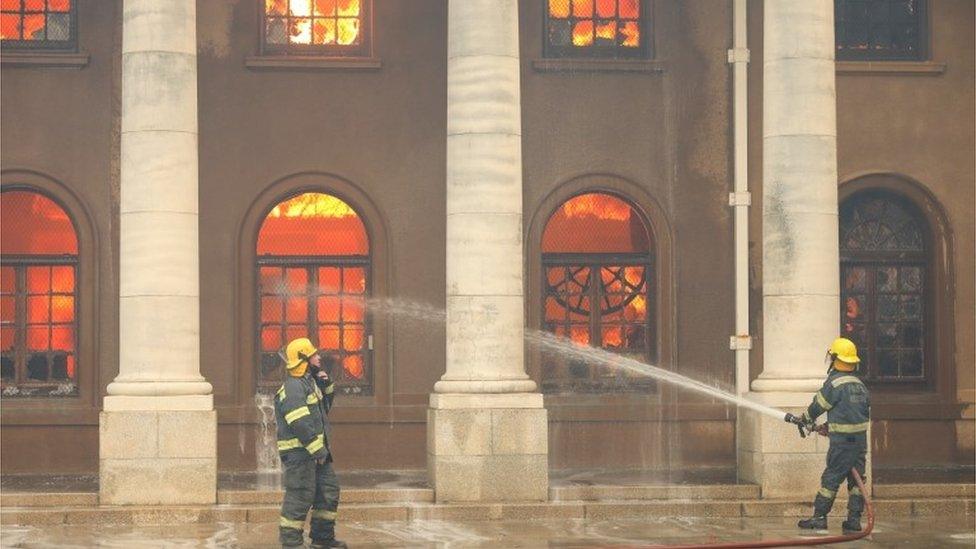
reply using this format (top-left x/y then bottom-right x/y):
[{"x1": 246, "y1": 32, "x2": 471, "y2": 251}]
[
  {"x1": 257, "y1": 192, "x2": 371, "y2": 395},
  {"x1": 1, "y1": 190, "x2": 79, "y2": 397},
  {"x1": 541, "y1": 192, "x2": 653, "y2": 393},
  {"x1": 840, "y1": 191, "x2": 928, "y2": 383},
  {"x1": 835, "y1": 0, "x2": 926, "y2": 61},
  {"x1": 262, "y1": 0, "x2": 368, "y2": 56},
  {"x1": 545, "y1": 0, "x2": 646, "y2": 58},
  {"x1": 0, "y1": 0, "x2": 75, "y2": 50}
]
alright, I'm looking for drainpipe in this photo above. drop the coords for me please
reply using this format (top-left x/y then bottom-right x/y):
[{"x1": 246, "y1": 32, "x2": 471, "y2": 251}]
[{"x1": 728, "y1": 0, "x2": 752, "y2": 395}]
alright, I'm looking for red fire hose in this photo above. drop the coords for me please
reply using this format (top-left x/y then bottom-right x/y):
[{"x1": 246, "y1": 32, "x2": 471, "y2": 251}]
[{"x1": 614, "y1": 467, "x2": 873, "y2": 549}]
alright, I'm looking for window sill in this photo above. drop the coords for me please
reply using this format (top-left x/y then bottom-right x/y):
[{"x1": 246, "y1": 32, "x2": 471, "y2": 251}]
[
  {"x1": 245, "y1": 55, "x2": 382, "y2": 71},
  {"x1": 836, "y1": 60, "x2": 946, "y2": 76},
  {"x1": 0, "y1": 51, "x2": 89, "y2": 68},
  {"x1": 532, "y1": 58, "x2": 665, "y2": 74}
]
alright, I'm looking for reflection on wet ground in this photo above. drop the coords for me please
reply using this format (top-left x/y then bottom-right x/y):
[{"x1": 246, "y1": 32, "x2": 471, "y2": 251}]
[{"x1": 1, "y1": 516, "x2": 973, "y2": 548}]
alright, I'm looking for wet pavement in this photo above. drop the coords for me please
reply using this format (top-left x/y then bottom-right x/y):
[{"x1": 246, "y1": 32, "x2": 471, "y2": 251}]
[{"x1": 2, "y1": 516, "x2": 973, "y2": 548}]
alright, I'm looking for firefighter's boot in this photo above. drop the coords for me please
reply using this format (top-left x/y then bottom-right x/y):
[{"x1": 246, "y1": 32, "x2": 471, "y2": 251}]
[
  {"x1": 797, "y1": 494, "x2": 833, "y2": 529},
  {"x1": 842, "y1": 493, "x2": 865, "y2": 533}
]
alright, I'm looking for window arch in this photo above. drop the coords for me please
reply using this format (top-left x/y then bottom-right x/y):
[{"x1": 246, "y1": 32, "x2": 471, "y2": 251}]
[
  {"x1": 0, "y1": 188, "x2": 79, "y2": 397},
  {"x1": 256, "y1": 191, "x2": 371, "y2": 394},
  {"x1": 541, "y1": 191, "x2": 654, "y2": 393},
  {"x1": 840, "y1": 189, "x2": 930, "y2": 382}
]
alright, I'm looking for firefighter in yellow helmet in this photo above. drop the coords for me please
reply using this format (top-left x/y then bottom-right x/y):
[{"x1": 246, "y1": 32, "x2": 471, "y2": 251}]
[
  {"x1": 274, "y1": 337, "x2": 346, "y2": 548},
  {"x1": 796, "y1": 337, "x2": 870, "y2": 533}
]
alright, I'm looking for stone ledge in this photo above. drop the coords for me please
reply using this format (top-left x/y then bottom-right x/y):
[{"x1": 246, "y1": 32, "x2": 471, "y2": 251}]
[
  {"x1": 217, "y1": 488, "x2": 434, "y2": 505},
  {"x1": 551, "y1": 484, "x2": 761, "y2": 501},
  {"x1": 244, "y1": 55, "x2": 381, "y2": 71},
  {"x1": 874, "y1": 484, "x2": 975, "y2": 498},
  {"x1": 836, "y1": 61, "x2": 946, "y2": 76},
  {"x1": 0, "y1": 492, "x2": 97, "y2": 508}
]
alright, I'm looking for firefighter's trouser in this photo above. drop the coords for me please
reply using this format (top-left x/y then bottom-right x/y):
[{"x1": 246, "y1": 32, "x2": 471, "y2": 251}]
[
  {"x1": 812, "y1": 436, "x2": 867, "y2": 519},
  {"x1": 279, "y1": 452, "x2": 340, "y2": 547}
]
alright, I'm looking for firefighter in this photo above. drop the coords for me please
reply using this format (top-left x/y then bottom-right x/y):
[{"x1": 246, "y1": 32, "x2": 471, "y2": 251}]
[
  {"x1": 275, "y1": 337, "x2": 347, "y2": 548},
  {"x1": 796, "y1": 337, "x2": 870, "y2": 533}
]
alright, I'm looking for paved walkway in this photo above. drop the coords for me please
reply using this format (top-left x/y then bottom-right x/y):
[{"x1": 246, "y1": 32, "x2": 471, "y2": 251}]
[{"x1": 2, "y1": 516, "x2": 973, "y2": 548}]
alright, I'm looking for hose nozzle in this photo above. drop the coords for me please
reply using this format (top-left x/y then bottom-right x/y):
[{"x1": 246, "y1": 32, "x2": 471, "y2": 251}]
[{"x1": 784, "y1": 412, "x2": 811, "y2": 438}]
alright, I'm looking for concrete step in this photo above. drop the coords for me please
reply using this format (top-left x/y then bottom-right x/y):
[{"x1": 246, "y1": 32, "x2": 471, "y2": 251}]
[
  {"x1": 2, "y1": 496, "x2": 972, "y2": 526},
  {"x1": 874, "y1": 483, "x2": 976, "y2": 498},
  {"x1": 217, "y1": 488, "x2": 435, "y2": 505},
  {"x1": 549, "y1": 484, "x2": 761, "y2": 501}
]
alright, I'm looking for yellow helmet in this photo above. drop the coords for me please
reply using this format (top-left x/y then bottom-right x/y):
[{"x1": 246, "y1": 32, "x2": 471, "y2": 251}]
[
  {"x1": 827, "y1": 337, "x2": 860, "y2": 371},
  {"x1": 283, "y1": 337, "x2": 318, "y2": 370}
]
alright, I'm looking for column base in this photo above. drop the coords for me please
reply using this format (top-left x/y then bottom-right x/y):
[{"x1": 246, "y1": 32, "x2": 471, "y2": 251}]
[
  {"x1": 99, "y1": 395, "x2": 216, "y2": 505},
  {"x1": 428, "y1": 392, "x2": 548, "y2": 502}
]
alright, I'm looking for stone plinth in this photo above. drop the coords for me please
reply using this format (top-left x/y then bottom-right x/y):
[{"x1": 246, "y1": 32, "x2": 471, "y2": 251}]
[
  {"x1": 428, "y1": 393, "x2": 548, "y2": 502},
  {"x1": 99, "y1": 395, "x2": 216, "y2": 505}
]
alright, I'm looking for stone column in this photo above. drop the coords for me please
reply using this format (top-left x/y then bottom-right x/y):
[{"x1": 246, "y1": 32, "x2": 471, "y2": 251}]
[
  {"x1": 428, "y1": 0, "x2": 548, "y2": 502},
  {"x1": 737, "y1": 0, "x2": 853, "y2": 498},
  {"x1": 99, "y1": 0, "x2": 216, "y2": 505}
]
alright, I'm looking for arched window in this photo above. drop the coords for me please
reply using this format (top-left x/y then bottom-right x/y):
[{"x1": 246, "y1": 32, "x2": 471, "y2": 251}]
[
  {"x1": 541, "y1": 192, "x2": 653, "y2": 393},
  {"x1": 256, "y1": 192, "x2": 371, "y2": 394},
  {"x1": 0, "y1": 189, "x2": 79, "y2": 397},
  {"x1": 840, "y1": 190, "x2": 928, "y2": 382}
]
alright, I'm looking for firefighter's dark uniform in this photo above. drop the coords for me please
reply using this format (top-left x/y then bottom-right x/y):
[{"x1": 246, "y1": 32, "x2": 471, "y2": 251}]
[
  {"x1": 275, "y1": 372, "x2": 339, "y2": 547},
  {"x1": 803, "y1": 369, "x2": 870, "y2": 526}
]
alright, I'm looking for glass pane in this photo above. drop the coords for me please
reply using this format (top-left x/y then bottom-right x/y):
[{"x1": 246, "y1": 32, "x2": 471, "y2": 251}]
[
  {"x1": 877, "y1": 267, "x2": 897, "y2": 292},
  {"x1": 290, "y1": 0, "x2": 312, "y2": 16},
  {"x1": 0, "y1": 296, "x2": 13, "y2": 322},
  {"x1": 289, "y1": 17, "x2": 312, "y2": 43},
  {"x1": 549, "y1": 19, "x2": 571, "y2": 46},
  {"x1": 619, "y1": 0, "x2": 639, "y2": 18},
  {"x1": 314, "y1": 0, "x2": 336, "y2": 16},
  {"x1": 26, "y1": 353, "x2": 48, "y2": 380},
  {"x1": 844, "y1": 295, "x2": 866, "y2": 322},
  {"x1": 572, "y1": 20, "x2": 593, "y2": 46},
  {"x1": 50, "y1": 325, "x2": 72, "y2": 350},
  {"x1": 266, "y1": 0, "x2": 287, "y2": 15},
  {"x1": 900, "y1": 266, "x2": 922, "y2": 292},
  {"x1": 877, "y1": 295, "x2": 898, "y2": 321},
  {"x1": 337, "y1": 0, "x2": 358, "y2": 17},
  {"x1": 595, "y1": 0, "x2": 615, "y2": 17},
  {"x1": 26, "y1": 266, "x2": 49, "y2": 294},
  {"x1": 48, "y1": 0, "x2": 70, "y2": 12},
  {"x1": 0, "y1": 13, "x2": 20, "y2": 40},
  {"x1": 317, "y1": 296, "x2": 340, "y2": 323},
  {"x1": 901, "y1": 295, "x2": 921, "y2": 320},
  {"x1": 261, "y1": 296, "x2": 283, "y2": 323},
  {"x1": 285, "y1": 324, "x2": 305, "y2": 344},
  {"x1": 843, "y1": 267, "x2": 867, "y2": 292},
  {"x1": 1, "y1": 355, "x2": 14, "y2": 379},
  {"x1": 619, "y1": 20, "x2": 639, "y2": 47},
  {"x1": 877, "y1": 323, "x2": 897, "y2": 347},
  {"x1": 23, "y1": 0, "x2": 42, "y2": 11},
  {"x1": 0, "y1": 0, "x2": 21, "y2": 12},
  {"x1": 285, "y1": 297, "x2": 307, "y2": 323},
  {"x1": 549, "y1": 0, "x2": 570, "y2": 18},
  {"x1": 46, "y1": 12, "x2": 68, "y2": 40},
  {"x1": 313, "y1": 17, "x2": 335, "y2": 44},
  {"x1": 51, "y1": 353, "x2": 68, "y2": 379},
  {"x1": 0, "y1": 266, "x2": 13, "y2": 294},
  {"x1": 901, "y1": 323, "x2": 922, "y2": 347},
  {"x1": 595, "y1": 20, "x2": 616, "y2": 46},
  {"x1": 20, "y1": 13, "x2": 42, "y2": 39},
  {"x1": 900, "y1": 350, "x2": 923, "y2": 377},
  {"x1": 1, "y1": 326, "x2": 13, "y2": 351},
  {"x1": 317, "y1": 326, "x2": 339, "y2": 350},
  {"x1": 285, "y1": 268, "x2": 307, "y2": 294},
  {"x1": 343, "y1": 326, "x2": 363, "y2": 351},
  {"x1": 27, "y1": 295, "x2": 48, "y2": 323},
  {"x1": 572, "y1": 0, "x2": 593, "y2": 17},
  {"x1": 265, "y1": 17, "x2": 287, "y2": 44},
  {"x1": 343, "y1": 354, "x2": 364, "y2": 379},
  {"x1": 877, "y1": 349, "x2": 898, "y2": 377},
  {"x1": 343, "y1": 268, "x2": 366, "y2": 294},
  {"x1": 50, "y1": 295, "x2": 73, "y2": 322},
  {"x1": 336, "y1": 17, "x2": 358, "y2": 45},
  {"x1": 259, "y1": 267, "x2": 282, "y2": 294},
  {"x1": 51, "y1": 266, "x2": 74, "y2": 293},
  {"x1": 319, "y1": 267, "x2": 340, "y2": 293},
  {"x1": 261, "y1": 326, "x2": 281, "y2": 351}
]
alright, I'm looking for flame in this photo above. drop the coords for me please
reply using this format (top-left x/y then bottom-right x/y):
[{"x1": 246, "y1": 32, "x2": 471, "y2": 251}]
[
  {"x1": 845, "y1": 297, "x2": 860, "y2": 319},
  {"x1": 337, "y1": 17, "x2": 359, "y2": 45},
  {"x1": 571, "y1": 0, "x2": 592, "y2": 17},
  {"x1": 569, "y1": 325, "x2": 589, "y2": 346},
  {"x1": 549, "y1": 0, "x2": 569, "y2": 18},
  {"x1": 620, "y1": 21, "x2": 639, "y2": 47},
  {"x1": 561, "y1": 193, "x2": 632, "y2": 221},
  {"x1": 595, "y1": 20, "x2": 616, "y2": 41},
  {"x1": 603, "y1": 326, "x2": 622, "y2": 347},
  {"x1": 619, "y1": 0, "x2": 639, "y2": 18},
  {"x1": 596, "y1": 0, "x2": 615, "y2": 18},
  {"x1": 344, "y1": 355, "x2": 364, "y2": 379},
  {"x1": 268, "y1": 193, "x2": 359, "y2": 219},
  {"x1": 572, "y1": 20, "x2": 593, "y2": 46},
  {"x1": 337, "y1": 0, "x2": 359, "y2": 16}
]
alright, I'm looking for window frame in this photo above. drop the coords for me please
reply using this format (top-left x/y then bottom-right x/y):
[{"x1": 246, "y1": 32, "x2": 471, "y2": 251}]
[
  {"x1": 542, "y1": 0, "x2": 652, "y2": 60},
  {"x1": 254, "y1": 255, "x2": 373, "y2": 396},
  {"x1": 0, "y1": 0, "x2": 78, "y2": 52},
  {"x1": 840, "y1": 190, "x2": 934, "y2": 387},
  {"x1": 258, "y1": 0, "x2": 372, "y2": 58},
  {"x1": 834, "y1": 0, "x2": 928, "y2": 62}
]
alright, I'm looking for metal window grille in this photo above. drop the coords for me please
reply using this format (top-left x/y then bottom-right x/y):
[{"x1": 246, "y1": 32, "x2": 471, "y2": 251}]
[
  {"x1": 835, "y1": 0, "x2": 926, "y2": 61},
  {"x1": 262, "y1": 0, "x2": 369, "y2": 57},
  {"x1": 544, "y1": 0, "x2": 648, "y2": 59},
  {"x1": 0, "y1": 0, "x2": 76, "y2": 51},
  {"x1": 840, "y1": 192, "x2": 927, "y2": 382}
]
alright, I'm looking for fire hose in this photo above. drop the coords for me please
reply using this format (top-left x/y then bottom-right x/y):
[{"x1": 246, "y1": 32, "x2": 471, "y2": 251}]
[{"x1": 613, "y1": 416, "x2": 874, "y2": 549}]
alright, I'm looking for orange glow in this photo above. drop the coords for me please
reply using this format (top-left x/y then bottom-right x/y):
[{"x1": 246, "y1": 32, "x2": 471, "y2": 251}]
[
  {"x1": 21, "y1": 13, "x2": 43, "y2": 39},
  {"x1": 266, "y1": 0, "x2": 287, "y2": 15},
  {"x1": 595, "y1": 20, "x2": 616, "y2": 41},
  {"x1": 48, "y1": 0, "x2": 71, "y2": 11},
  {"x1": 1, "y1": 327, "x2": 12, "y2": 351},
  {"x1": 27, "y1": 326, "x2": 48, "y2": 350},
  {"x1": 336, "y1": 17, "x2": 358, "y2": 45},
  {"x1": 315, "y1": 0, "x2": 336, "y2": 15},
  {"x1": 290, "y1": 17, "x2": 312, "y2": 43},
  {"x1": 572, "y1": 20, "x2": 593, "y2": 46},
  {"x1": 620, "y1": 21, "x2": 640, "y2": 47},
  {"x1": 290, "y1": 0, "x2": 312, "y2": 17},
  {"x1": 343, "y1": 355, "x2": 364, "y2": 379},
  {"x1": 0, "y1": 13, "x2": 18, "y2": 39},
  {"x1": 845, "y1": 297, "x2": 860, "y2": 319},
  {"x1": 1, "y1": 191, "x2": 78, "y2": 255},
  {"x1": 543, "y1": 193, "x2": 650, "y2": 254},
  {"x1": 570, "y1": 325, "x2": 589, "y2": 346},
  {"x1": 619, "y1": 0, "x2": 639, "y2": 18},
  {"x1": 313, "y1": 18, "x2": 336, "y2": 44},
  {"x1": 549, "y1": 0, "x2": 569, "y2": 18},
  {"x1": 258, "y1": 193, "x2": 369, "y2": 256},
  {"x1": 337, "y1": 0, "x2": 359, "y2": 16},
  {"x1": 572, "y1": 0, "x2": 593, "y2": 17},
  {"x1": 596, "y1": 0, "x2": 615, "y2": 17},
  {"x1": 602, "y1": 326, "x2": 623, "y2": 347}
]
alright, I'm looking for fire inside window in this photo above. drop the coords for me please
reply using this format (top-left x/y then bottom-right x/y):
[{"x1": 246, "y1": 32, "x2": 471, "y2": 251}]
[
  {"x1": 0, "y1": 190, "x2": 79, "y2": 398},
  {"x1": 257, "y1": 192, "x2": 371, "y2": 395},
  {"x1": 546, "y1": 0, "x2": 645, "y2": 58},
  {"x1": 542, "y1": 192, "x2": 654, "y2": 393},
  {"x1": 263, "y1": 0, "x2": 366, "y2": 55},
  {"x1": 0, "y1": 0, "x2": 75, "y2": 49},
  {"x1": 835, "y1": 0, "x2": 926, "y2": 61},
  {"x1": 840, "y1": 192, "x2": 928, "y2": 383}
]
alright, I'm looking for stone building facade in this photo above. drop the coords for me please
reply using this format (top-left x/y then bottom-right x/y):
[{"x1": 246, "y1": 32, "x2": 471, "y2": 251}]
[{"x1": 1, "y1": 0, "x2": 972, "y2": 503}]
